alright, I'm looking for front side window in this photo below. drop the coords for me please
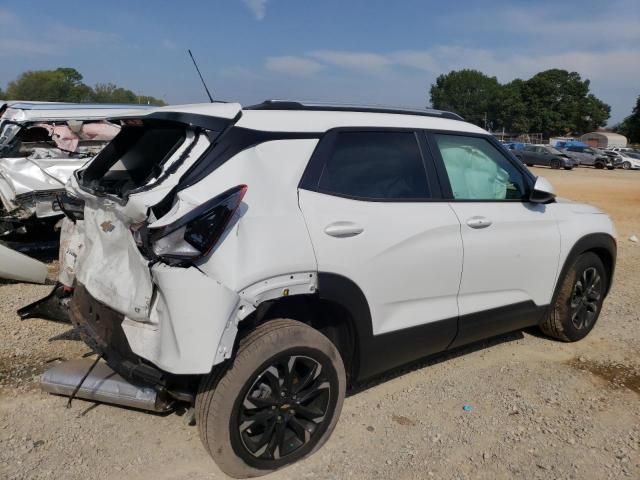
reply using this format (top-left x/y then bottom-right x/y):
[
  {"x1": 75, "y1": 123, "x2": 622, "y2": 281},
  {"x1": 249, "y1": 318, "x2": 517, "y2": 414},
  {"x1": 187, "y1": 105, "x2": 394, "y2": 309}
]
[
  {"x1": 318, "y1": 131, "x2": 430, "y2": 200},
  {"x1": 433, "y1": 134, "x2": 528, "y2": 201}
]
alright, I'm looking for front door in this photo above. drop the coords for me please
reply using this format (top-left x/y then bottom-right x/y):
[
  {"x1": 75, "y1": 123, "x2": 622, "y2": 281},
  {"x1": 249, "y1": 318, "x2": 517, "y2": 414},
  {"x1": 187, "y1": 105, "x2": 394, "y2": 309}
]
[{"x1": 429, "y1": 132, "x2": 561, "y2": 347}]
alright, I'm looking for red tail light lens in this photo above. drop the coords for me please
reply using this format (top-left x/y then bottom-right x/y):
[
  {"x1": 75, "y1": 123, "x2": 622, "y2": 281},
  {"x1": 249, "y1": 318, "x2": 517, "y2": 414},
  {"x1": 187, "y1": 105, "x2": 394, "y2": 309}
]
[{"x1": 148, "y1": 185, "x2": 247, "y2": 263}]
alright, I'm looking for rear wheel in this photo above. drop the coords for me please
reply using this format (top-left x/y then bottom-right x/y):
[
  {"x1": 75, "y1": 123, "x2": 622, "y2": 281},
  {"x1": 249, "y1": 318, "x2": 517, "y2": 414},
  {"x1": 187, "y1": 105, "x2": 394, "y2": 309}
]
[
  {"x1": 196, "y1": 319, "x2": 346, "y2": 478},
  {"x1": 540, "y1": 252, "x2": 607, "y2": 342},
  {"x1": 563, "y1": 166, "x2": 573, "y2": 170},
  {"x1": 622, "y1": 161, "x2": 631, "y2": 170}
]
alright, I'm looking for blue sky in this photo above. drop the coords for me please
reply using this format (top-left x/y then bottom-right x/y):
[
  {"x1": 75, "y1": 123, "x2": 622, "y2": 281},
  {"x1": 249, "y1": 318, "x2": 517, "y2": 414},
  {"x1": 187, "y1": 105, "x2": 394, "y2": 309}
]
[{"x1": 1, "y1": 0, "x2": 638, "y2": 124}]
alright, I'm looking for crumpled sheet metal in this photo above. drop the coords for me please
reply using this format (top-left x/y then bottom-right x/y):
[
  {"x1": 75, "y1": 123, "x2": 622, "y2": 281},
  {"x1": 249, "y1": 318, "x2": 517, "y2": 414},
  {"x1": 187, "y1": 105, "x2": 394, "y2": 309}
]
[
  {"x1": 0, "y1": 156, "x2": 85, "y2": 215},
  {"x1": 58, "y1": 218, "x2": 84, "y2": 288}
]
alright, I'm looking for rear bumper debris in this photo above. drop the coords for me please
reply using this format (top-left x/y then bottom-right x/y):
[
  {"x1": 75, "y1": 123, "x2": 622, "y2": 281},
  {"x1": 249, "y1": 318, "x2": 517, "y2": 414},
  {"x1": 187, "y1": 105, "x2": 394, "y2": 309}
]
[
  {"x1": 18, "y1": 283, "x2": 72, "y2": 323},
  {"x1": 69, "y1": 282, "x2": 167, "y2": 387}
]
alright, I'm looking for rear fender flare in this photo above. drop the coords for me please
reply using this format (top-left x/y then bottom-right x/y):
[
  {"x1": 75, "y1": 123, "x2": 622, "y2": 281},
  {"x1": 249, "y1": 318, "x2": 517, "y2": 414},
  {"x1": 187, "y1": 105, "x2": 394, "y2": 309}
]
[{"x1": 212, "y1": 272, "x2": 318, "y2": 365}]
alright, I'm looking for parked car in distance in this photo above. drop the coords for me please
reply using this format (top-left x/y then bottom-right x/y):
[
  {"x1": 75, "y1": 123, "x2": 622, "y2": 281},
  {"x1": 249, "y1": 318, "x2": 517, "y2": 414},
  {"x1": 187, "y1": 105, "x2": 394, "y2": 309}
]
[
  {"x1": 27, "y1": 100, "x2": 617, "y2": 478},
  {"x1": 560, "y1": 145, "x2": 615, "y2": 169},
  {"x1": 514, "y1": 144, "x2": 576, "y2": 170},
  {"x1": 609, "y1": 147, "x2": 638, "y2": 154},
  {"x1": 611, "y1": 150, "x2": 640, "y2": 170}
]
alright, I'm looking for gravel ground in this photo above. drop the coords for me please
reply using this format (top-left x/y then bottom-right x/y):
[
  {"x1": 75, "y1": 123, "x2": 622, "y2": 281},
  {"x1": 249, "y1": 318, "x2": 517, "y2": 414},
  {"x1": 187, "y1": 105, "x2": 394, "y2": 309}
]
[{"x1": 1, "y1": 167, "x2": 639, "y2": 480}]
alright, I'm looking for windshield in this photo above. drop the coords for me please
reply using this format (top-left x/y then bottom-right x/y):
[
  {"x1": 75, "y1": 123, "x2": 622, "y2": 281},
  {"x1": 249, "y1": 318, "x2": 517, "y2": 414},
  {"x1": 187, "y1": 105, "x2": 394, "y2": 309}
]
[{"x1": 545, "y1": 146, "x2": 563, "y2": 155}]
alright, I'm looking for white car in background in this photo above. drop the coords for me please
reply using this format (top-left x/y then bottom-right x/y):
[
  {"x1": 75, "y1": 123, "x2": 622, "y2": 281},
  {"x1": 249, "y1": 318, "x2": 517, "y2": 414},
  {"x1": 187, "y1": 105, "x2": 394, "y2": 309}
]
[
  {"x1": 614, "y1": 150, "x2": 640, "y2": 170},
  {"x1": 26, "y1": 100, "x2": 617, "y2": 477},
  {"x1": 0, "y1": 102, "x2": 152, "y2": 239}
]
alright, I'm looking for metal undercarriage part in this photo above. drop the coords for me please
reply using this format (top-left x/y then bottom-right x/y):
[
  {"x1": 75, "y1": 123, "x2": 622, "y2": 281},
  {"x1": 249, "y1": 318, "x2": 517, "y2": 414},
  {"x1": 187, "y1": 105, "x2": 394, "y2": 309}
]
[{"x1": 41, "y1": 357, "x2": 172, "y2": 412}]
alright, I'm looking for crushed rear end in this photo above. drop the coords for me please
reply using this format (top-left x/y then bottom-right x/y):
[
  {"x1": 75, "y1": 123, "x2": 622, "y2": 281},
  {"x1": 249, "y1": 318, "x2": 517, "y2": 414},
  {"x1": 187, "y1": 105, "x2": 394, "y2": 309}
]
[{"x1": 43, "y1": 104, "x2": 246, "y2": 394}]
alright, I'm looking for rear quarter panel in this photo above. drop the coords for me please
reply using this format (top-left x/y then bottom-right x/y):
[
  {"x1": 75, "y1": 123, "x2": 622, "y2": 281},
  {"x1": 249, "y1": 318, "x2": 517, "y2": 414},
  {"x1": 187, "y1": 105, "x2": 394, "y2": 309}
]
[{"x1": 180, "y1": 139, "x2": 321, "y2": 291}]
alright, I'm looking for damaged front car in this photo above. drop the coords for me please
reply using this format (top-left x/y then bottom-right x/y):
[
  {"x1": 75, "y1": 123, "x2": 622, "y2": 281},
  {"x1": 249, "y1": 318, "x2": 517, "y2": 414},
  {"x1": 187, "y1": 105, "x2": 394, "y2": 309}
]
[{"x1": 0, "y1": 102, "x2": 152, "y2": 240}]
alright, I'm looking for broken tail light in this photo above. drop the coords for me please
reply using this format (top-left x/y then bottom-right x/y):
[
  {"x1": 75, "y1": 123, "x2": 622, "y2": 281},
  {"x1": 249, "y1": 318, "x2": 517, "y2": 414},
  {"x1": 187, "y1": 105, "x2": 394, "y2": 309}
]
[{"x1": 148, "y1": 185, "x2": 247, "y2": 264}]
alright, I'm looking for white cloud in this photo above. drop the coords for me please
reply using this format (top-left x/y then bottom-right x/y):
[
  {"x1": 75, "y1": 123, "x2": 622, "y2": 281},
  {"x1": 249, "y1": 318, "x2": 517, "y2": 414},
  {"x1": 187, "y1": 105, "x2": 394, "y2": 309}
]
[
  {"x1": 309, "y1": 50, "x2": 391, "y2": 72},
  {"x1": 0, "y1": 8, "x2": 119, "y2": 57},
  {"x1": 241, "y1": 0, "x2": 268, "y2": 20},
  {"x1": 266, "y1": 56, "x2": 324, "y2": 76},
  {"x1": 162, "y1": 39, "x2": 177, "y2": 50}
]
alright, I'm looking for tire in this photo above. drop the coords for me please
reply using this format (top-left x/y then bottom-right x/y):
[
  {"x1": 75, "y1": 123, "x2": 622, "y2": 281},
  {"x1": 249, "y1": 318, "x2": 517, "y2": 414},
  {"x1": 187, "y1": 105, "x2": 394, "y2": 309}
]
[
  {"x1": 526, "y1": 164, "x2": 534, "y2": 167},
  {"x1": 563, "y1": 166, "x2": 573, "y2": 170},
  {"x1": 540, "y1": 252, "x2": 607, "y2": 342},
  {"x1": 196, "y1": 319, "x2": 346, "y2": 478},
  {"x1": 551, "y1": 159, "x2": 561, "y2": 169},
  {"x1": 607, "y1": 166, "x2": 615, "y2": 170},
  {"x1": 622, "y1": 161, "x2": 631, "y2": 170},
  {"x1": 594, "y1": 162, "x2": 604, "y2": 169}
]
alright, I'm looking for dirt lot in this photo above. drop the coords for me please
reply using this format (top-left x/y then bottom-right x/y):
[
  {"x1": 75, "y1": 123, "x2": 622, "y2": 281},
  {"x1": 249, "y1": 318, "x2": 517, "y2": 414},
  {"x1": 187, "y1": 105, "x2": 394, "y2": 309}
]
[{"x1": 1, "y1": 167, "x2": 639, "y2": 480}]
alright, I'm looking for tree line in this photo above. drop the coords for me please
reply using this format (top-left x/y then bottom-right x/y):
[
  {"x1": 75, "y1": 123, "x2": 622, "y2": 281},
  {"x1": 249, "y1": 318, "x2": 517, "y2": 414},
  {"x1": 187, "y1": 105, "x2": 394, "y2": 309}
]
[
  {"x1": 429, "y1": 69, "x2": 616, "y2": 137},
  {"x1": 614, "y1": 96, "x2": 640, "y2": 144},
  {"x1": 0, "y1": 67, "x2": 165, "y2": 106}
]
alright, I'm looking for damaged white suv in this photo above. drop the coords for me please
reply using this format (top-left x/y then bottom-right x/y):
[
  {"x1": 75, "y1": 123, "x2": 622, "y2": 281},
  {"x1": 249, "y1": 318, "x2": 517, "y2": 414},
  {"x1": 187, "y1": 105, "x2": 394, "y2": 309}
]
[{"x1": 31, "y1": 101, "x2": 616, "y2": 477}]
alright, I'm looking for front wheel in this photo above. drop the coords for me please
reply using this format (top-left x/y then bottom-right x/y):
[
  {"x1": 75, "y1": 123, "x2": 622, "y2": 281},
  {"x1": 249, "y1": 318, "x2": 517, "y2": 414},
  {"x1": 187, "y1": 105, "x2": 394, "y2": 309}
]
[
  {"x1": 551, "y1": 159, "x2": 561, "y2": 169},
  {"x1": 540, "y1": 252, "x2": 607, "y2": 342},
  {"x1": 196, "y1": 319, "x2": 346, "y2": 478},
  {"x1": 563, "y1": 166, "x2": 573, "y2": 170},
  {"x1": 594, "y1": 162, "x2": 605, "y2": 169}
]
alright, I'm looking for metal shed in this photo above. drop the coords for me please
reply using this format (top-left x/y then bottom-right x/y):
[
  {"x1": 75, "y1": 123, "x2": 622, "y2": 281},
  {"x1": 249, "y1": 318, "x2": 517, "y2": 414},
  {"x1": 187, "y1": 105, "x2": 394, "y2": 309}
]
[{"x1": 580, "y1": 131, "x2": 627, "y2": 148}]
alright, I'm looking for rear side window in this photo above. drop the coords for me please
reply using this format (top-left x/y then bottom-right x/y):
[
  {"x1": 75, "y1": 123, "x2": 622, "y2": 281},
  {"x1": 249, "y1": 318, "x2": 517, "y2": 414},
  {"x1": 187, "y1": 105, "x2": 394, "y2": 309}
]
[
  {"x1": 317, "y1": 131, "x2": 430, "y2": 200},
  {"x1": 433, "y1": 134, "x2": 528, "y2": 201}
]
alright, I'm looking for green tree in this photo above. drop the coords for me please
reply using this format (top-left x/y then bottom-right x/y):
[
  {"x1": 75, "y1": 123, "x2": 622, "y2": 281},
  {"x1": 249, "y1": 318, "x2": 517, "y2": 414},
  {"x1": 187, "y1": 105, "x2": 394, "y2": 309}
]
[
  {"x1": 91, "y1": 83, "x2": 166, "y2": 106},
  {"x1": 429, "y1": 68, "x2": 610, "y2": 135},
  {"x1": 5, "y1": 67, "x2": 93, "y2": 102},
  {"x1": 3, "y1": 68, "x2": 166, "y2": 106},
  {"x1": 0, "y1": 87, "x2": 5, "y2": 100},
  {"x1": 495, "y1": 79, "x2": 529, "y2": 132},
  {"x1": 430, "y1": 69, "x2": 501, "y2": 128},
  {"x1": 518, "y1": 69, "x2": 609, "y2": 135},
  {"x1": 614, "y1": 96, "x2": 640, "y2": 144}
]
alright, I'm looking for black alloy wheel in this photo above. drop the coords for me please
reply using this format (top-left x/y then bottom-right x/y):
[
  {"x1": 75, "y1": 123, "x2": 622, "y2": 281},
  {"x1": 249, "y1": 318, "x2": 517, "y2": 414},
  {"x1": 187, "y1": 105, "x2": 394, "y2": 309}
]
[
  {"x1": 569, "y1": 267, "x2": 602, "y2": 331},
  {"x1": 540, "y1": 252, "x2": 607, "y2": 342},
  {"x1": 196, "y1": 319, "x2": 346, "y2": 478},
  {"x1": 236, "y1": 355, "x2": 331, "y2": 461}
]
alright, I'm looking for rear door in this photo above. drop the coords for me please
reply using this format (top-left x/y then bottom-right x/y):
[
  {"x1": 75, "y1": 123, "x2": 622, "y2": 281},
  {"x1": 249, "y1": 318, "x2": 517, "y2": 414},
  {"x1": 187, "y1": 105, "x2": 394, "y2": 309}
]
[
  {"x1": 298, "y1": 129, "x2": 462, "y2": 354},
  {"x1": 428, "y1": 132, "x2": 561, "y2": 346}
]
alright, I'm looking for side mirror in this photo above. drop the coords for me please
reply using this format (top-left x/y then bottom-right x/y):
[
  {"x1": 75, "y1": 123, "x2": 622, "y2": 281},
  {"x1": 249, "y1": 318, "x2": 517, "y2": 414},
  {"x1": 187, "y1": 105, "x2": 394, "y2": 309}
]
[{"x1": 530, "y1": 176, "x2": 556, "y2": 204}]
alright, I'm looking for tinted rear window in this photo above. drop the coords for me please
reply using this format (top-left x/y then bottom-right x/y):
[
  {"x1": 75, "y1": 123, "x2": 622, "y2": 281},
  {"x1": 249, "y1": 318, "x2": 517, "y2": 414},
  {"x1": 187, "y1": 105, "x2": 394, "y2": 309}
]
[{"x1": 317, "y1": 131, "x2": 430, "y2": 200}]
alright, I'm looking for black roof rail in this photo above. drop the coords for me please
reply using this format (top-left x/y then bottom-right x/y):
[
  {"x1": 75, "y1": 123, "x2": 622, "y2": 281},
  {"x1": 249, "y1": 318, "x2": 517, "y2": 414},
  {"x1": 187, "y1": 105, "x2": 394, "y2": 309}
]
[{"x1": 245, "y1": 100, "x2": 464, "y2": 121}]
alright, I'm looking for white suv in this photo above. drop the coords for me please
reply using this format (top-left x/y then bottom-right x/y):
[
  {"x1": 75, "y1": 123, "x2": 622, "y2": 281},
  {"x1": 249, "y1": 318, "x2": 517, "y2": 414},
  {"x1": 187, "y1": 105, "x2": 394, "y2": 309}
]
[{"x1": 40, "y1": 101, "x2": 618, "y2": 477}]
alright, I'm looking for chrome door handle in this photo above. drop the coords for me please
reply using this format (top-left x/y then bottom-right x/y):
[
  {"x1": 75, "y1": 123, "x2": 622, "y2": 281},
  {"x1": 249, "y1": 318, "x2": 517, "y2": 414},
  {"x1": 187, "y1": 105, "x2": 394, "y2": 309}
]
[
  {"x1": 466, "y1": 216, "x2": 492, "y2": 229},
  {"x1": 324, "y1": 222, "x2": 364, "y2": 238}
]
